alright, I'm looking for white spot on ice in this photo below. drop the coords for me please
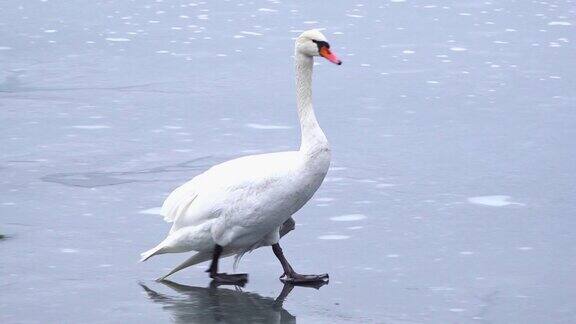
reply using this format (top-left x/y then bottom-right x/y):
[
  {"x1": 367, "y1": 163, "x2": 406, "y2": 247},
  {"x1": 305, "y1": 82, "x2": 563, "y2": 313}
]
[
  {"x1": 459, "y1": 251, "x2": 474, "y2": 255},
  {"x1": 0, "y1": 46, "x2": 12, "y2": 50},
  {"x1": 258, "y1": 8, "x2": 277, "y2": 12},
  {"x1": 347, "y1": 226, "x2": 363, "y2": 230},
  {"x1": 376, "y1": 183, "x2": 396, "y2": 188},
  {"x1": 44, "y1": 29, "x2": 57, "y2": 33},
  {"x1": 346, "y1": 14, "x2": 364, "y2": 18},
  {"x1": 318, "y1": 235, "x2": 350, "y2": 240},
  {"x1": 71, "y1": 125, "x2": 111, "y2": 130},
  {"x1": 315, "y1": 197, "x2": 335, "y2": 202},
  {"x1": 105, "y1": 37, "x2": 131, "y2": 42},
  {"x1": 517, "y1": 246, "x2": 533, "y2": 251},
  {"x1": 449, "y1": 308, "x2": 466, "y2": 312},
  {"x1": 240, "y1": 31, "x2": 263, "y2": 36},
  {"x1": 139, "y1": 207, "x2": 162, "y2": 215},
  {"x1": 429, "y1": 286, "x2": 455, "y2": 291},
  {"x1": 548, "y1": 21, "x2": 572, "y2": 26},
  {"x1": 245, "y1": 123, "x2": 291, "y2": 130},
  {"x1": 386, "y1": 254, "x2": 400, "y2": 258},
  {"x1": 330, "y1": 214, "x2": 366, "y2": 222},
  {"x1": 450, "y1": 47, "x2": 468, "y2": 52},
  {"x1": 467, "y1": 195, "x2": 524, "y2": 207},
  {"x1": 60, "y1": 248, "x2": 78, "y2": 253}
]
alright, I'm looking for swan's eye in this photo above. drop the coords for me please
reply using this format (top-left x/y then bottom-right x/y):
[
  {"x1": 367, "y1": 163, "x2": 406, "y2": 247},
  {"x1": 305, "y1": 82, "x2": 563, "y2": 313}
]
[{"x1": 312, "y1": 40, "x2": 330, "y2": 50}]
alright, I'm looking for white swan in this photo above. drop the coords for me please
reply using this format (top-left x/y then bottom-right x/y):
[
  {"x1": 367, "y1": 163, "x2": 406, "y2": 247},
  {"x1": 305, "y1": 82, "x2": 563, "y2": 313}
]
[{"x1": 141, "y1": 29, "x2": 342, "y2": 284}]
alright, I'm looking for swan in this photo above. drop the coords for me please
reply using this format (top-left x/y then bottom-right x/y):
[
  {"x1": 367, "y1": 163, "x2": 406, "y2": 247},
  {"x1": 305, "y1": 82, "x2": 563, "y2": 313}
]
[{"x1": 141, "y1": 29, "x2": 342, "y2": 284}]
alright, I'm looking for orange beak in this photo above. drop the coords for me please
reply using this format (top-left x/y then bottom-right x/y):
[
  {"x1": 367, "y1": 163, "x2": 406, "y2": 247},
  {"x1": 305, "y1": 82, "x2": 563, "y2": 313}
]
[{"x1": 319, "y1": 46, "x2": 342, "y2": 65}]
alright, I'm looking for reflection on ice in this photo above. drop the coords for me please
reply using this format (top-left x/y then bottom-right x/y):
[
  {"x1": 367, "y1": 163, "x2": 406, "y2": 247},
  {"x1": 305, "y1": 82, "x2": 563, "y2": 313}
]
[{"x1": 140, "y1": 280, "x2": 303, "y2": 324}]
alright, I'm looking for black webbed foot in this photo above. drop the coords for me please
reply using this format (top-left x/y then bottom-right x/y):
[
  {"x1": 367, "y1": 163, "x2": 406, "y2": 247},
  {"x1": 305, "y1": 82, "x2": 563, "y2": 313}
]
[{"x1": 280, "y1": 272, "x2": 329, "y2": 285}]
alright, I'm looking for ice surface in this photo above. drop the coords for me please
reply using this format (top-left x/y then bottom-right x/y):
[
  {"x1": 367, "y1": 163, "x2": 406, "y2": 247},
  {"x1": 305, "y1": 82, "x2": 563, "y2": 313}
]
[{"x1": 1, "y1": 0, "x2": 575, "y2": 323}]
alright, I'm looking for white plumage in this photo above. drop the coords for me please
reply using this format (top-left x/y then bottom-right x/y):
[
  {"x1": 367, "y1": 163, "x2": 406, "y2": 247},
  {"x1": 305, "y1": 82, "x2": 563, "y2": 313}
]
[{"x1": 141, "y1": 29, "x2": 339, "y2": 281}]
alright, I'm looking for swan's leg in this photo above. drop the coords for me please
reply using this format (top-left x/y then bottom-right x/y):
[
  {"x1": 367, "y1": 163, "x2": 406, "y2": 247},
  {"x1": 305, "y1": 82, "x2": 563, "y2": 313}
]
[
  {"x1": 272, "y1": 243, "x2": 329, "y2": 284},
  {"x1": 206, "y1": 244, "x2": 248, "y2": 284}
]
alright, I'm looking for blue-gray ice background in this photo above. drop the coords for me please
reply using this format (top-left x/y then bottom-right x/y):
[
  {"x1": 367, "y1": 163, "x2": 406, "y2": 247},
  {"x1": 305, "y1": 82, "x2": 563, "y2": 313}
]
[{"x1": 1, "y1": 0, "x2": 575, "y2": 323}]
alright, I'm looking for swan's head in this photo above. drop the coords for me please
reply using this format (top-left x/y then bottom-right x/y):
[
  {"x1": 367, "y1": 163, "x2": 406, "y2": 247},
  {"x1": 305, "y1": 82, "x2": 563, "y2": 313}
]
[{"x1": 296, "y1": 29, "x2": 342, "y2": 65}]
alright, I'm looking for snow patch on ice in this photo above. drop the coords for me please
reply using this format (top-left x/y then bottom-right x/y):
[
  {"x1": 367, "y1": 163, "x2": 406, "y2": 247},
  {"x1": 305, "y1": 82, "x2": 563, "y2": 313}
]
[
  {"x1": 318, "y1": 235, "x2": 350, "y2": 240},
  {"x1": 105, "y1": 37, "x2": 131, "y2": 42},
  {"x1": 139, "y1": 207, "x2": 163, "y2": 215},
  {"x1": 450, "y1": 47, "x2": 468, "y2": 52},
  {"x1": 548, "y1": 21, "x2": 572, "y2": 26},
  {"x1": 245, "y1": 123, "x2": 291, "y2": 130},
  {"x1": 467, "y1": 195, "x2": 524, "y2": 207},
  {"x1": 240, "y1": 31, "x2": 263, "y2": 36},
  {"x1": 330, "y1": 214, "x2": 366, "y2": 222},
  {"x1": 71, "y1": 125, "x2": 111, "y2": 130}
]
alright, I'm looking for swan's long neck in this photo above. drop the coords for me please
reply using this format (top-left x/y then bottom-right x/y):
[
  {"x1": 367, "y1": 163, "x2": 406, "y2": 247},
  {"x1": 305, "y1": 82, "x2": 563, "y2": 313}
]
[{"x1": 295, "y1": 52, "x2": 328, "y2": 154}]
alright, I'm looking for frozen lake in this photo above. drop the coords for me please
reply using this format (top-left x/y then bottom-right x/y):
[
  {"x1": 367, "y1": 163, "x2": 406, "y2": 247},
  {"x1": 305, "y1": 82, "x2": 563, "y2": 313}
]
[{"x1": 1, "y1": 0, "x2": 575, "y2": 323}]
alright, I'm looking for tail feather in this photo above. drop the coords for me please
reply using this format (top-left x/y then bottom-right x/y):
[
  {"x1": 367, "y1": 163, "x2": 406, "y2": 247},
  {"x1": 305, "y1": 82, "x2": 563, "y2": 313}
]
[
  {"x1": 140, "y1": 244, "x2": 165, "y2": 262},
  {"x1": 157, "y1": 251, "x2": 211, "y2": 281}
]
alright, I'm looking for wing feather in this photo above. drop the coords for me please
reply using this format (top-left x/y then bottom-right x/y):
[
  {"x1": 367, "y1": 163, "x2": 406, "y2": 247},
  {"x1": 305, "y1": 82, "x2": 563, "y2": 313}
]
[
  {"x1": 160, "y1": 151, "x2": 301, "y2": 230},
  {"x1": 160, "y1": 179, "x2": 198, "y2": 223}
]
